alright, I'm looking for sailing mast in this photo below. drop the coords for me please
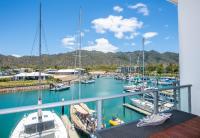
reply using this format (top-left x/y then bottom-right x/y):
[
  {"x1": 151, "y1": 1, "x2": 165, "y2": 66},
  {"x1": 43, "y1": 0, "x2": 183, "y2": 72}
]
[
  {"x1": 142, "y1": 37, "x2": 145, "y2": 89},
  {"x1": 38, "y1": 1, "x2": 42, "y2": 119},
  {"x1": 78, "y1": 7, "x2": 82, "y2": 99}
]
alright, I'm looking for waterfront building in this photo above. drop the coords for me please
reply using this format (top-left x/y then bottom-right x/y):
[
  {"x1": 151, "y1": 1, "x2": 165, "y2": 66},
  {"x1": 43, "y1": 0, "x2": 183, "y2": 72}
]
[
  {"x1": 14, "y1": 72, "x2": 50, "y2": 80},
  {"x1": 46, "y1": 69, "x2": 85, "y2": 75}
]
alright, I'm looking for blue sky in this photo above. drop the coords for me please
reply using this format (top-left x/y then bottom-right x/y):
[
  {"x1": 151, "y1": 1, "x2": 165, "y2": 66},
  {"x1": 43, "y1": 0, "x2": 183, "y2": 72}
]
[{"x1": 0, "y1": 0, "x2": 178, "y2": 56}]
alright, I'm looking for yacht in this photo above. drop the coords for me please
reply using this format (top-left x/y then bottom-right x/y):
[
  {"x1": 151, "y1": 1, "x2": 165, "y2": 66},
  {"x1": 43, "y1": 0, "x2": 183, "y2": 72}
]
[
  {"x1": 81, "y1": 79, "x2": 95, "y2": 84},
  {"x1": 131, "y1": 98, "x2": 174, "y2": 113},
  {"x1": 70, "y1": 8, "x2": 98, "y2": 136},
  {"x1": 50, "y1": 83, "x2": 70, "y2": 91},
  {"x1": 10, "y1": 110, "x2": 68, "y2": 138},
  {"x1": 70, "y1": 103, "x2": 97, "y2": 135},
  {"x1": 10, "y1": 3, "x2": 68, "y2": 138}
]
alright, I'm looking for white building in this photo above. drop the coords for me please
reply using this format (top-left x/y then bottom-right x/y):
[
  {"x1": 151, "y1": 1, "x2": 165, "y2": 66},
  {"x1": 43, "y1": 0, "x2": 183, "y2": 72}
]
[
  {"x1": 56, "y1": 69, "x2": 78, "y2": 75},
  {"x1": 170, "y1": 0, "x2": 200, "y2": 115},
  {"x1": 14, "y1": 72, "x2": 50, "y2": 80},
  {"x1": 46, "y1": 68, "x2": 85, "y2": 75}
]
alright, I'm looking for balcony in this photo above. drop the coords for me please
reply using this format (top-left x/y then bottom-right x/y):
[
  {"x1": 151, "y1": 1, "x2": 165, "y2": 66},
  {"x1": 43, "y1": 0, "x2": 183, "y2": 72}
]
[{"x1": 0, "y1": 84, "x2": 199, "y2": 138}]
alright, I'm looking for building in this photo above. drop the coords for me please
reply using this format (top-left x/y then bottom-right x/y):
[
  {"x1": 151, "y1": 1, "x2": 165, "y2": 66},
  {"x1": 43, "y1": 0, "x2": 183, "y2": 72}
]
[
  {"x1": 46, "y1": 68, "x2": 85, "y2": 75},
  {"x1": 14, "y1": 72, "x2": 50, "y2": 80},
  {"x1": 56, "y1": 69, "x2": 79, "y2": 75},
  {"x1": 116, "y1": 66, "x2": 141, "y2": 74},
  {"x1": 174, "y1": 0, "x2": 200, "y2": 115}
]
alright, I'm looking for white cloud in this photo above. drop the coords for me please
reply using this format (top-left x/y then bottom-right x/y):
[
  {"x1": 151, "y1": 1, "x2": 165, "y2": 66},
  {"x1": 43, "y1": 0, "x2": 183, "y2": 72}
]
[
  {"x1": 128, "y1": 3, "x2": 149, "y2": 16},
  {"x1": 83, "y1": 38, "x2": 118, "y2": 53},
  {"x1": 61, "y1": 36, "x2": 76, "y2": 49},
  {"x1": 92, "y1": 15, "x2": 143, "y2": 39},
  {"x1": 113, "y1": 5, "x2": 123, "y2": 13},
  {"x1": 125, "y1": 32, "x2": 139, "y2": 40},
  {"x1": 11, "y1": 54, "x2": 21, "y2": 58},
  {"x1": 143, "y1": 32, "x2": 158, "y2": 39}
]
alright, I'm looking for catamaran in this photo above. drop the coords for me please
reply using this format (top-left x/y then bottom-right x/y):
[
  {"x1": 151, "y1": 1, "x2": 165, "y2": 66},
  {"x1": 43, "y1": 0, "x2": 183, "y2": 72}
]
[{"x1": 10, "y1": 3, "x2": 68, "y2": 138}]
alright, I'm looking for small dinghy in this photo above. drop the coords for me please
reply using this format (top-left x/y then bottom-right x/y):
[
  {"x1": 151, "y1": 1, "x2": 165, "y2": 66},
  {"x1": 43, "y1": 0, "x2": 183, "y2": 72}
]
[
  {"x1": 109, "y1": 116, "x2": 124, "y2": 126},
  {"x1": 137, "y1": 113, "x2": 172, "y2": 127}
]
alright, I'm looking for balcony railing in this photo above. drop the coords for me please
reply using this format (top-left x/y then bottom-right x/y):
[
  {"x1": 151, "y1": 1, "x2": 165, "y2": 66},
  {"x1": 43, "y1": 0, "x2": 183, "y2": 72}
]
[{"x1": 0, "y1": 84, "x2": 192, "y2": 130}]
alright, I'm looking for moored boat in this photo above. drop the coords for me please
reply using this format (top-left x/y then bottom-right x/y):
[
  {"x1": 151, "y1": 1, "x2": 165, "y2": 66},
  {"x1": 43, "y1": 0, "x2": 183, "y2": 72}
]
[
  {"x1": 50, "y1": 83, "x2": 70, "y2": 91},
  {"x1": 10, "y1": 3, "x2": 68, "y2": 138},
  {"x1": 10, "y1": 110, "x2": 68, "y2": 138},
  {"x1": 109, "y1": 116, "x2": 124, "y2": 126},
  {"x1": 81, "y1": 79, "x2": 95, "y2": 84},
  {"x1": 70, "y1": 103, "x2": 97, "y2": 135}
]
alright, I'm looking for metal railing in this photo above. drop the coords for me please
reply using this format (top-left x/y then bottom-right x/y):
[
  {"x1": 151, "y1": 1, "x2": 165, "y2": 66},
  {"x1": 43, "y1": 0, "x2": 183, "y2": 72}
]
[{"x1": 0, "y1": 84, "x2": 192, "y2": 130}]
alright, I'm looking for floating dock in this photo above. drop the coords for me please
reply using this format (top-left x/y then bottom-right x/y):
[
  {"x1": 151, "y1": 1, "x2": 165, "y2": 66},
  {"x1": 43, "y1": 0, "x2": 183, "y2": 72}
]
[
  {"x1": 123, "y1": 103, "x2": 151, "y2": 116},
  {"x1": 61, "y1": 115, "x2": 80, "y2": 138}
]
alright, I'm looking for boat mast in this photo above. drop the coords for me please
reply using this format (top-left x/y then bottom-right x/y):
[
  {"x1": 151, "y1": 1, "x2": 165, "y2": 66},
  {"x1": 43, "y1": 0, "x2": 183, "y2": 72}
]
[
  {"x1": 142, "y1": 37, "x2": 145, "y2": 88},
  {"x1": 38, "y1": 1, "x2": 42, "y2": 119},
  {"x1": 78, "y1": 7, "x2": 82, "y2": 99}
]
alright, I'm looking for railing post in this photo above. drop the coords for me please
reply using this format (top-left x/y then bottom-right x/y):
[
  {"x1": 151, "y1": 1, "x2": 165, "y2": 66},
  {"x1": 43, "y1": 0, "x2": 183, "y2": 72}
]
[
  {"x1": 153, "y1": 91, "x2": 158, "y2": 114},
  {"x1": 173, "y1": 89, "x2": 177, "y2": 110},
  {"x1": 97, "y1": 99, "x2": 102, "y2": 130},
  {"x1": 188, "y1": 86, "x2": 192, "y2": 113},
  {"x1": 177, "y1": 87, "x2": 181, "y2": 110}
]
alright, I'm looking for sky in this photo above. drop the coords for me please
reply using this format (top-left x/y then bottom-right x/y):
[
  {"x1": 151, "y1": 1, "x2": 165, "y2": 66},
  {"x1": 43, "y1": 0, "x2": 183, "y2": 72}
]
[{"x1": 0, "y1": 0, "x2": 178, "y2": 57}]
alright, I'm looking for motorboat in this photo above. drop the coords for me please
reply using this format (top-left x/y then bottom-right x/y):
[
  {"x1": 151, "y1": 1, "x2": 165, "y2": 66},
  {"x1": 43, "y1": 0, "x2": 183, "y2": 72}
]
[
  {"x1": 81, "y1": 79, "x2": 95, "y2": 84},
  {"x1": 50, "y1": 83, "x2": 70, "y2": 91}
]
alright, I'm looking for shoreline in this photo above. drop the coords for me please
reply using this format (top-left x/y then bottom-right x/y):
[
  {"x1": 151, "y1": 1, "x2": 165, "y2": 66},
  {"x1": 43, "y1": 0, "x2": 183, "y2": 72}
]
[
  {"x1": 0, "y1": 79, "x2": 79, "y2": 94},
  {"x1": 0, "y1": 85, "x2": 50, "y2": 94}
]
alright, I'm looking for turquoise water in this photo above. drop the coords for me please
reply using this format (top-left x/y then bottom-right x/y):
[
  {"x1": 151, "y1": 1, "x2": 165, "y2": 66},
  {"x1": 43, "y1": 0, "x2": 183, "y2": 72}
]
[{"x1": 0, "y1": 77, "x2": 144, "y2": 138}]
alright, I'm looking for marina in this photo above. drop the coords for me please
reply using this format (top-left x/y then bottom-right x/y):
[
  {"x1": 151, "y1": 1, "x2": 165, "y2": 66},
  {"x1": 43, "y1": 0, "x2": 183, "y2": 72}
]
[
  {"x1": 0, "y1": 77, "x2": 144, "y2": 138},
  {"x1": 0, "y1": 0, "x2": 200, "y2": 137}
]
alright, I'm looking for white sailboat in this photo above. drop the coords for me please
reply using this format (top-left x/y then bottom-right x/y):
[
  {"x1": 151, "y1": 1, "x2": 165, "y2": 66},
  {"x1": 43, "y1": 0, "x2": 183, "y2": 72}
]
[
  {"x1": 70, "y1": 8, "x2": 97, "y2": 135},
  {"x1": 10, "y1": 3, "x2": 68, "y2": 138}
]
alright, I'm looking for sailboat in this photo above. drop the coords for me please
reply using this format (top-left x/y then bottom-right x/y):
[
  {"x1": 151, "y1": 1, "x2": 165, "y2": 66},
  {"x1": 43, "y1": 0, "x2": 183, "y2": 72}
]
[
  {"x1": 10, "y1": 3, "x2": 68, "y2": 138},
  {"x1": 70, "y1": 8, "x2": 97, "y2": 135}
]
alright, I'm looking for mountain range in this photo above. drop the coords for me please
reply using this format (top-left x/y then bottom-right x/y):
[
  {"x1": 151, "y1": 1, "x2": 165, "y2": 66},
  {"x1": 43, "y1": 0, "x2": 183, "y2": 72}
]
[{"x1": 0, "y1": 50, "x2": 178, "y2": 68}]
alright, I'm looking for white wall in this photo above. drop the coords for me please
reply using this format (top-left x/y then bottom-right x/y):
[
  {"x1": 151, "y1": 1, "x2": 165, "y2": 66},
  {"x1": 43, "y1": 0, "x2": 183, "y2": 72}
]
[{"x1": 178, "y1": 0, "x2": 200, "y2": 115}]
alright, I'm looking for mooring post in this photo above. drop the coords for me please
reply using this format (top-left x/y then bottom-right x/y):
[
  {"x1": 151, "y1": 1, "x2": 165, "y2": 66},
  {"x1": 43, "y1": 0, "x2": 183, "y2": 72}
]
[{"x1": 97, "y1": 99, "x2": 102, "y2": 130}]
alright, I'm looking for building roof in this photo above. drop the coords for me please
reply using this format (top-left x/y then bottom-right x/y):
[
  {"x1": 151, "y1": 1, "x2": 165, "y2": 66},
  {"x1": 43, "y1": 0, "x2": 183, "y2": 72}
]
[
  {"x1": 14, "y1": 72, "x2": 50, "y2": 77},
  {"x1": 57, "y1": 69, "x2": 78, "y2": 73}
]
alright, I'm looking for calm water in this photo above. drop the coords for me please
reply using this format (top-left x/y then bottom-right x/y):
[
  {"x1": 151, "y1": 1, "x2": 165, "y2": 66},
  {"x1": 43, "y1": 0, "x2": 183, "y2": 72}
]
[{"x1": 0, "y1": 77, "x2": 144, "y2": 138}]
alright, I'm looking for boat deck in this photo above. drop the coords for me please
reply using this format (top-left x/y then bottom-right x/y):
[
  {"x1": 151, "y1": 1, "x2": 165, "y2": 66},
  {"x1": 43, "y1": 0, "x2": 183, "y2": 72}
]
[
  {"x1": 95, "y1": 110, "x2": 200, "y2": 138},
  {"x1": 61, "y1": 115, "x2": 80, "y2": 138}
]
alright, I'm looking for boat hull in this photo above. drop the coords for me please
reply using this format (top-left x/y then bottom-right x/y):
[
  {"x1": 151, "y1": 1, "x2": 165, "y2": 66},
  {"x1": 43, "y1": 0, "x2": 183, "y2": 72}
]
[{"x1": 10, "y1": 111, "x2": 68, "y2": 138}]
